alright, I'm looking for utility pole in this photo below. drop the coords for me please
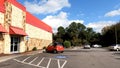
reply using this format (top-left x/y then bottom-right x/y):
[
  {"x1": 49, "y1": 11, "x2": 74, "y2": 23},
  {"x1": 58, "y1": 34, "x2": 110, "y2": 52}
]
[{"x1": 115, "y1": 24, "x2": 117, "y2": 44}]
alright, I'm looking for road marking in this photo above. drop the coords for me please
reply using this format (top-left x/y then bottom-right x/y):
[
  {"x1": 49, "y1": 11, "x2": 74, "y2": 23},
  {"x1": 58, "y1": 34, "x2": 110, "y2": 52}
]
[
  {"x1": 14, "y1": 56, "x2": 67, "y2": 68},
  {"x1": 29, "y1": 56, "x2": 39, "y2": 64},
  {"x1": 58, "y1": 59, "x2": 60, "y2": 68},
  {"x1": 22, "y1": 56, "x2": 31, "y2": 62},
  {"x1": 37, "y1": 57, "x2": 45, "y2": 66},
  {"x1": 61, "y1": 60, "x2": 67, "y2": 68},
  {"x1": 46, "y1": 58, "x2": 51, "y2": 68},
  {"x1": 14, "y1": 59, "x2": 45, "y2": 68}
]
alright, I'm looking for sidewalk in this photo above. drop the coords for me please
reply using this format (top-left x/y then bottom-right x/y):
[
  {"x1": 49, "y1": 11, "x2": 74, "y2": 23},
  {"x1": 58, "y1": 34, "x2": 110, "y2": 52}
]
[{"x1": 0, "y1": 49, "x2": 44, "y2": 63}]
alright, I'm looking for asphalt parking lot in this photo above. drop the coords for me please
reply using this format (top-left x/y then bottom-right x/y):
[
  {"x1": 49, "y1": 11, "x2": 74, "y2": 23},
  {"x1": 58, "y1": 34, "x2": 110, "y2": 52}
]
[
  {"x1": 0, "y1": 48, "x2": 120, "y2": 68},
  {"x1": 13, "y1": 54, "x2": 67, "y2": 68}
]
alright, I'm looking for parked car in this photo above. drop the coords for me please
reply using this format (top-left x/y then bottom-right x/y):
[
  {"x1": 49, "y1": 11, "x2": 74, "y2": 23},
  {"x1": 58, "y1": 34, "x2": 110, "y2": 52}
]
[
  {"x1": 84, "y1": 45, "x2": 91, "y2": 49},
  {"x1": 92, "y1": 44, "x2": 102, "y2": 48},
  {"x1": 108, "y1": 44, "x2": 120, "y2": 51},
  {"x1": 46, "y1": 42, "x2": 64, "y2": 53}
]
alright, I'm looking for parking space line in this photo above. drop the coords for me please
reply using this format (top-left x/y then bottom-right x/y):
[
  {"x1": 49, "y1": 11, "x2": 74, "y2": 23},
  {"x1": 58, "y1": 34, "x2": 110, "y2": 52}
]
[
  {"x1": 46, "y1": 58, "x2": 51, "y2": 68},
  {"x1": 48, "y1": 58, "x2": 68, "y2": 68},
  {"x1": 14, "y1": 59, "x2": 45, "y2": 68},
  {"x1": 37, "y1": 57, "x2": 45, "y2": 66},
  {"x1": 58, "y1": 59, "x2": 60, "y2": 68},
  {"x1": 61, "y1": 60, "x2": 67, "y2": 68},
  {"x1": 29, "y1": 56, "x2": 39, "y2": 64},
  {"x1": 22, "y1": 56, "x2": 31, "y2": 62},
  {"x1": 14, "y1": 56, "x2": 67, "y2": 68}
]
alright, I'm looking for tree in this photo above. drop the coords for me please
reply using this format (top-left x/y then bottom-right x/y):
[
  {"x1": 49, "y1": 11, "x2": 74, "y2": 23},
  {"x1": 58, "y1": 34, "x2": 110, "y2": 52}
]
[
  {"x1": 57, "y1": 26, "x2": 65, "y2": 36},
  {"x1": 63, "y1": 40, "x2": 71, "y2": 48},
  {"x1": 54, "y1": 26, "x2": 65, "y2": 43},
  {"x1": 53, "y1": 22, "x2": 101, "y2": 47},
  {"x1": 66, "y1": 22, "x2": 83, "y2": 46},
  {"x1": 101, "y1": 22, "x2": 120, "y2": 47}
]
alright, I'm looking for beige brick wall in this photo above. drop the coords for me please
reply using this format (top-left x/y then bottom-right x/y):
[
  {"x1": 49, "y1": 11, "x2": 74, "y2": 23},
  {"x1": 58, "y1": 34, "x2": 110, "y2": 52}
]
[
  {"x1": 19, "y1": 37, "x2": 26, "y2": 53},
  {"x1": 3, "y1": 2, "x2": 26, "y2": 54},
  {"x1": 10, "y1": 4, "x2": 26, "y2": 53},
  {"x1": 11, "y1": 4, "x2": 23, "y2": 28},
  {"x1": 26, "y1": 23, "x2": 52, "y2": 51},
  {"x1": 26, "y1": 24, "x2": 52, "y2": 40},
  {"x1": 0, "y1": 34, "x2": 4, "y2": 53},
  {"x1": 0, "y1": 12, "x2": 4, "y2": 53},
  {"x1": 1, "y1": 1, "x2": 52, "y2": 53},
  {"x1": 26, "y1": 38, "x2": 52, "y2": 51},
  {"x1": 0, "y1": 12, "x2": 4, "y2": 24},
  {"x1": 3, "y1": 2, "x2": 11, "y2": 54},
  {"x1": 3, "y1": 34, "x2": 11, "y2": 54},
  {"x1": 0, "y1": 12, "x2": 5, "y2": 53}
]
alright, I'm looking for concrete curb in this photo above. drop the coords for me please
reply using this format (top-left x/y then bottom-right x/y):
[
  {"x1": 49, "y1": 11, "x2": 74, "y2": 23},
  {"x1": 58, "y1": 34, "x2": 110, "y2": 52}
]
[{"x1": 0, "y1": 54, "x2": 21, "y2": 63}]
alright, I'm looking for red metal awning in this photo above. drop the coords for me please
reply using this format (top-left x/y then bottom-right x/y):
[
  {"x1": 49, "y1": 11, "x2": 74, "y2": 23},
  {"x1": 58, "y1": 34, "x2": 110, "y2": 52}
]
[
  {"x1": 9, "y1": 26, "x2": 27, "y2": 36},
  {"x1": 0, "y1": 24, "x2": 7, "y2": 33}
]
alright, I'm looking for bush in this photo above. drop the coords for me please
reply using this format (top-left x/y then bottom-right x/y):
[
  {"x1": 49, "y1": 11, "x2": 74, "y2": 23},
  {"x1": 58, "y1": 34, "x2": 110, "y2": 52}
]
[
  {"x1": 63, "y1": 40, "x2": 71, "y2": 48},
  {"x1": 43, "y1": 46, "x2": 46, "y2": 49},
  {"x1": 32, "y1": 47, "x2": 37, "y2": 51}
]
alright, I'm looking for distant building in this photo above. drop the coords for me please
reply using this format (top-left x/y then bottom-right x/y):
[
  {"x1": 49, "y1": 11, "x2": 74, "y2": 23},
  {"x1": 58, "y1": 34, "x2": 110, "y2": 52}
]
[{"x1": 0, "y1": 0, "x2": 52, "y2": 54}]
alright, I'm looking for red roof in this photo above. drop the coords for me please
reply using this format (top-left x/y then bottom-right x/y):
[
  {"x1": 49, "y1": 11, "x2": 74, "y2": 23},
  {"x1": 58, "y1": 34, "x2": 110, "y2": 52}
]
[
  {"x1": 26, "y1": 12, "x2": 53, "y2": 33},
  {"x1": 0, "y1": 0, "x2": 26, "y2": 12},
  {"x1": 7, "y1": 0, "x2": 26, "y2": 11},
  {"x1": 0, "y1": 0, "x2": 52, "y2": 33},
  {"x1": 9, "y1": 26, "x2": 27, "y2": 36},
  {"x1": 0, "y1": 0, "x2": 5, "y2": 13}
]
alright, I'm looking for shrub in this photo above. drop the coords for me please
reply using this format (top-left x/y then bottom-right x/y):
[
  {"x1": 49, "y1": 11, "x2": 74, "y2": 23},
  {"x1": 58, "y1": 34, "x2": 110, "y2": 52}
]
[
  {"x1": 43, "y1": 46, "x2": 46, "y2": 49},
  {"x1": 32, "y1": 47, "x2": 37, "y2": 51},
  {"x1": 63, "y1": 40, "x2": 71, "y2": 48}
]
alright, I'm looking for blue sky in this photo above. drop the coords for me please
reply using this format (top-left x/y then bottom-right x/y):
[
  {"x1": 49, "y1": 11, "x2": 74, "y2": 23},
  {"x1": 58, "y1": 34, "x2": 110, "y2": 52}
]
[{"x1": 17, "y1": 0, "x2": 120, "y2": 33}]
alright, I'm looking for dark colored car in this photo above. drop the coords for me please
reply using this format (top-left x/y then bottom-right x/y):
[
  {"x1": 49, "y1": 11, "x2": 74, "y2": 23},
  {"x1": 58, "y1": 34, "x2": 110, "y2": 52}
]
[{"x1": 46, "y1": 42, "x2": 64, "y2": 53}]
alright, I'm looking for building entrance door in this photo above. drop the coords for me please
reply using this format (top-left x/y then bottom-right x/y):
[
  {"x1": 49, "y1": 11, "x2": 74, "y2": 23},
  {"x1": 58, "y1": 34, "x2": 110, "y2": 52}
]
[{"x1": 11, "y1": 36, "x2": 20, "y2": 53}]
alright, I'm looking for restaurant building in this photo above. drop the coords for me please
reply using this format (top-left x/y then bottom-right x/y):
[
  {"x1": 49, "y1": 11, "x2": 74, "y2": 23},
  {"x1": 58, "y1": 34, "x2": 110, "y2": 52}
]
[{"x1": 0, "y1": 0, "x2": 52, "y2": 54}]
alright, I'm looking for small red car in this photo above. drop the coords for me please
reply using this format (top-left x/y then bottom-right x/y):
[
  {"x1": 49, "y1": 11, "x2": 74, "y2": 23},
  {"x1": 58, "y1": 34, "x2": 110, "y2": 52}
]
[{"x1": 46, "y1": 42, "x2": 64, "y2": 53}]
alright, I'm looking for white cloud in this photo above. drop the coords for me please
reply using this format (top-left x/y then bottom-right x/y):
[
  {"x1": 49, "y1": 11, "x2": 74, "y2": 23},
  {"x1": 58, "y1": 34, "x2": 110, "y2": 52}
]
[
  {"x1": 69, "y1": 20, "x2": 84, "y2": 24},
  {"x1": 24, "y1": 0, "x2": 71, "y2": 14},
  {"x1": 86, "y1": 21, "x2": 116, "y2": 33},
  {"x1": 42, "y1": 11, "x2": 84, "y2": 32},
  {"x1": 105, "y1": 9, "x2": 120, "y2": 17}
]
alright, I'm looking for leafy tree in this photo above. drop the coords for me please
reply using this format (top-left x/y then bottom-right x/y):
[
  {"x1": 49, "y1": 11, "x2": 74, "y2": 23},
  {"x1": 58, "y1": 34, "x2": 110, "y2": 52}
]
[
  {"x1": 101, "y1": 22, "x2": 120, "y2": 47},
  {"x1": 63, "y1": 40, "x2": 71, "y2": 48},
  {"x1": 57, "y1": 26, "x2": 65, "y2": 36},
  {"x1": 53, "y1": 22, "x2": 102, "y2": 47}
]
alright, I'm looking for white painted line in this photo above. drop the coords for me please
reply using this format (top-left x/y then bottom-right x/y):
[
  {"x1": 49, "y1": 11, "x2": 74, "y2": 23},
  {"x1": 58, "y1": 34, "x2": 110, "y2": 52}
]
[
  {"x1": 14, "y1": 57, "x2": 67, "y2": 68},
  {"x1": 46, "y1": 58, "x2": 51, "y2": 68},
  {"x1": 14, "y1": 59, "x2": 45, "y2": 68},
  {"x1": 57, "y1": 59, "x2": 60, "y2": 68},
  {"x1": 37, "y1": 57, "x2": 45, "y2": 66},
  {"x1": 48, "y1": 58, "x2": 68, "y2": 68},
  {"x1": 61, "y1": 60, "x2": 67, "y2": 68},
  {"x1": 22, "y1": 56, "x2": 31, "y2": 62},
  {"x1": 29, "y1": 56, "x2": 39, "y2": 64}
]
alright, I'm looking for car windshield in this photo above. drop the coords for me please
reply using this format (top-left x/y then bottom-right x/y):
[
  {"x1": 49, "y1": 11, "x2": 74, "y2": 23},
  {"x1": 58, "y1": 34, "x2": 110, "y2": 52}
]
[
  {"x1": 49, "y1": 42, "x2": 63, "y2": 46},
  {"x1": 85, "y1": 45, "x2": 90, "y2": 46}
]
